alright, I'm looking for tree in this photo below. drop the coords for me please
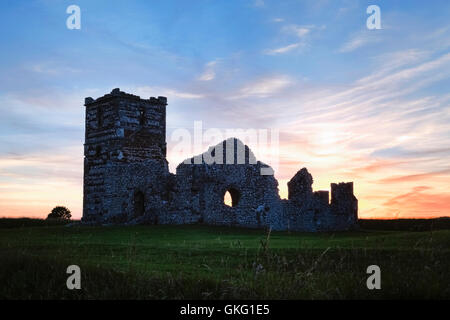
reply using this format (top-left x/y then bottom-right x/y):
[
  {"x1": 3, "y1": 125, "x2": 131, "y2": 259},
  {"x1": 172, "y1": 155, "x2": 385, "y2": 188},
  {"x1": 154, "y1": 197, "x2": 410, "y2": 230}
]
[{"x1": 47, "y1": 206, "x2": 72, "y2": 221}]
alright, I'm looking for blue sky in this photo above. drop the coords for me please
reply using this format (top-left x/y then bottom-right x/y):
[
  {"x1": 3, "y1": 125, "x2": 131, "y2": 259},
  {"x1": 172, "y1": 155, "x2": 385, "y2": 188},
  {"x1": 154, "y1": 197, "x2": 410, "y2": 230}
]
[{"x1": 1, "y1": 0, "x2": 450, "y2": 219}]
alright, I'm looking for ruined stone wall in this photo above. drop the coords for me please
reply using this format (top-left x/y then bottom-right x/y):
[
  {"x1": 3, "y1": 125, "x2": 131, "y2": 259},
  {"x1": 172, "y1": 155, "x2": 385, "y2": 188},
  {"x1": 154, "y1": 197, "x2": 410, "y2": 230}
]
[
  {"x1": 82, "y1": 89, "x2": 358, "y2": 231},
  {"x1": 283, "y1": 168, "x2": 358, "y2": 231},
  {"x1": 330, "y1": 182, "x2": 358, "y2": 229},
  {"x1": 100, "y1": 161, "x2": 171, "y2": 223}
]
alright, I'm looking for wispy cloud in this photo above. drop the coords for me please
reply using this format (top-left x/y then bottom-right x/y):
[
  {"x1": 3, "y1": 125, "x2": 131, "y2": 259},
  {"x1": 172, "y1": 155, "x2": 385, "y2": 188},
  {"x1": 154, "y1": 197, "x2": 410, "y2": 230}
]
[
  {"x1": 283, "y1": 25, "x2": 312, "y2": 38},
  {"x1": 253, "y1": 0, "x2": 265, "y2": 8},
  {"x1": 264, "y1": 24, "x2": 322, "y2": 55},
  {"x1": 133, "y1": 86, "x2": 204, "y2": 100},
  {"x1": 229, "y1": 75, "x2": 293, "y2": 99},
  {"x1": 377, "y1": 169, "x2": 450, "y2": 184},
  {"x1": 339, "y1": 30, "x2": 382, "y2": 53},
  {"x1": 28, "y1": 62, "x2": 81, "y2": 75},
  {"x1": 383, "y1": 187, "x2": 450, "y2": 218},
  {"x1": 347, "y1": 159, "x2": 408, "y2": 177},
  {"x1": 198, "y1": 61, "x2": 218, "y2": 81},
  {"x1": 264, "y1": 43, "x2": 304, "y2": 55}
]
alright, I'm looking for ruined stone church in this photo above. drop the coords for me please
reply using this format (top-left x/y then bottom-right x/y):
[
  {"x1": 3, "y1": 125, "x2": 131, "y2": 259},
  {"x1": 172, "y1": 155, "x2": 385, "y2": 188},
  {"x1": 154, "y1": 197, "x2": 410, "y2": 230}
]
[{"x1": 82, "y1": 89, "x2": 358, "y2": 231}]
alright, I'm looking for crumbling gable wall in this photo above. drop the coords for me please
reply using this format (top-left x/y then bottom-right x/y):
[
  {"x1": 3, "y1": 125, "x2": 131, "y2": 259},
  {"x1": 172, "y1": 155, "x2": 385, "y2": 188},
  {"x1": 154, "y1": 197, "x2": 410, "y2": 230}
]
[{"x1": 171, "y1": 138, "x2": 284, "y2": 229}]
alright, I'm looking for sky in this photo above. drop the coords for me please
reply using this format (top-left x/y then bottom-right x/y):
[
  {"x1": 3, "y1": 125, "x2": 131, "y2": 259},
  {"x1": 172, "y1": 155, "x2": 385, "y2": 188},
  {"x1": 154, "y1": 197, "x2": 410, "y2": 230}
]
[{"x1": 0, "y1": 0, "x2": 449, "y2": 220}]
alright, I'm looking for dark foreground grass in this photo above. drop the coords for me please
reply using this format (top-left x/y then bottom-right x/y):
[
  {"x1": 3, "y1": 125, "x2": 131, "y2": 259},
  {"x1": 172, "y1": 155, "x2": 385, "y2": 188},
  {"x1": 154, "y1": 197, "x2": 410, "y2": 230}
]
[{"x1": 0, "y1": 222, "x2": 449, "y2": 299}]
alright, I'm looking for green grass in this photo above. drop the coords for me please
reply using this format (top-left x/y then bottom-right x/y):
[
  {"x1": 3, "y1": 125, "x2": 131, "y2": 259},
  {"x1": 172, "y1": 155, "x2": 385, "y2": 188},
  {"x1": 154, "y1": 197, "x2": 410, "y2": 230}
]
[{"x1": 0, "y1": 221, "x2": 449, "y2": 299}]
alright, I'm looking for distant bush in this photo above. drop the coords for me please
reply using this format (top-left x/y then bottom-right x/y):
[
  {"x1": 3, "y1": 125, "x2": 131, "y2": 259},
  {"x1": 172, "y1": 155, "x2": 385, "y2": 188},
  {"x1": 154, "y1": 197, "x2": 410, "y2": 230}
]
[{"x1": 46, "y1": 206, "x2": 72, "y2": 221}]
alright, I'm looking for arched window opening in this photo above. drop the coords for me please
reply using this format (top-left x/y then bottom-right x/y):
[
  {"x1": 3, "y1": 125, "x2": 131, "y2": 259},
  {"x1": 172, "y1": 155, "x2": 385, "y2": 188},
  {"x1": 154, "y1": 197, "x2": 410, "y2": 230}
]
[{"x1": 223, "y1": 188, "x2": 240, "y2": 208}]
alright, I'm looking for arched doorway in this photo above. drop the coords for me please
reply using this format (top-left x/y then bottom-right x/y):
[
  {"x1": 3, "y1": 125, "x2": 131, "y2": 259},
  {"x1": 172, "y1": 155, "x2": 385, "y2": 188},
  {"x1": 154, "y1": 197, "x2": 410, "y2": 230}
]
[
  {"x1": 134, "y1": 191, "x2": 145, "y2": 217},
  {"x1": 223, "y1": 187, "x2": 240, "y2": 207}
]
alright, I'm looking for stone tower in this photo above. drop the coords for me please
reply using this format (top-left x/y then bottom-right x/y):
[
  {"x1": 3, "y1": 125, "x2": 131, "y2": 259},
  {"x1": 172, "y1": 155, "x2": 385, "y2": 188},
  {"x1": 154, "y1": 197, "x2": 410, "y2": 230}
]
[{"x1": 82, "y1": 88, "x2": 169, "y2": 223}]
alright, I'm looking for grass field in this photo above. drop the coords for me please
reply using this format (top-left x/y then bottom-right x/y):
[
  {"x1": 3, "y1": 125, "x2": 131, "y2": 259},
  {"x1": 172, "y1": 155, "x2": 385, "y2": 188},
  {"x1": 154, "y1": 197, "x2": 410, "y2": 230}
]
[{"x1": 0, "y1": 219, "x2": 449, "y2": 299}]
